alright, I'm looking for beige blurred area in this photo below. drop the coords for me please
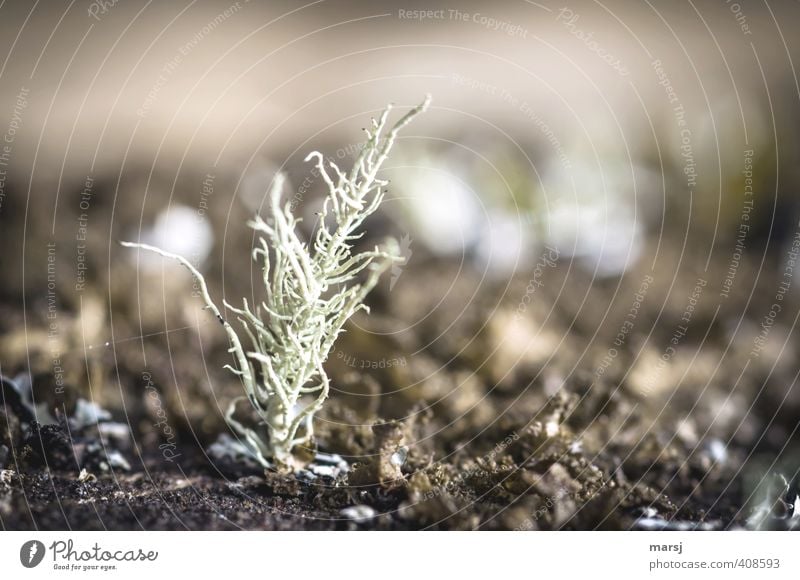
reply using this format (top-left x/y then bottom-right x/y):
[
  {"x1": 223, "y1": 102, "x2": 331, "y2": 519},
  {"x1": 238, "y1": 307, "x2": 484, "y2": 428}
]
[
  {"x1": 1, "y1": 0, "x2": 800, "y2": 319},
  {"x1": 0, "y1": 0, "x2": 797, "y2": 191},
  {"x1": 2, "y1": 0, "x2": 799, "y2": 375}
]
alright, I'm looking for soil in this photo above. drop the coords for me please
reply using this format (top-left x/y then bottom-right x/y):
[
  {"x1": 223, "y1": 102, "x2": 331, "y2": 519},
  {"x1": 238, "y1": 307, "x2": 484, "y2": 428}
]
[{"x1": 1, "y1": 169, "x2": 799, "y2": 531}]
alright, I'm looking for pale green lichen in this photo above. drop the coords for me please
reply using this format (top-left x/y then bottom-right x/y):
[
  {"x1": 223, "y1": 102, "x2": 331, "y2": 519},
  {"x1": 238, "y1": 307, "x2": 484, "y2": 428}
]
[{"x1": 123, "y1": 96, "x2": 430, "y2": 469}]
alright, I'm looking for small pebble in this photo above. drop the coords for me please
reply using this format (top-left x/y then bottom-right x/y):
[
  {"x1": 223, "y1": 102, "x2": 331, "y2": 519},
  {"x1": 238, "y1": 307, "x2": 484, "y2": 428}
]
[
  {"x1": 0, "y1": 469, "x2": 15, "y2": 485},
  {"x1": 639, "y1": 506, "x2": 658, "y2": 518},
  {"x1": 340, "y1": 505, "x2": 376, "y2": 524},
  {"x1": 309, "y1": 465, "x2": 337, "y2": 478},
  {"x1": 707, "y1": 439, "x2": 728, "y2": 464},
  {"x1": 390, "y1": 446, "x2": 408, "y2": 467},
  {"x1": 78, "y1": 468, "x2": 97, "y2": 483}
]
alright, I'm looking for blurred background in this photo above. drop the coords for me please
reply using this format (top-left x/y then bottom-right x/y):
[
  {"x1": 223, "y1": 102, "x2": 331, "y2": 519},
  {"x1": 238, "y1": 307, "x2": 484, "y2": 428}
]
[{"x1": 1, "y1": 0, "x2": 800, "y2": 529}]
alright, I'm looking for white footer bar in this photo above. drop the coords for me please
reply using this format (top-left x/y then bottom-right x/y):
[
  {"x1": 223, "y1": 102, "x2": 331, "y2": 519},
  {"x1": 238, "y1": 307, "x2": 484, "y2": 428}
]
[{"x1": 1, "y1": 531, "x2": 797, "y2": 578}]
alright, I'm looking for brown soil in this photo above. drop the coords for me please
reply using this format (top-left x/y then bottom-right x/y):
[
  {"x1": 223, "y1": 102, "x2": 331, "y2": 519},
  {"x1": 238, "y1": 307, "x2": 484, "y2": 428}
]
[{"x1": 2, "y1": 170, "x2": 799, "y2": 531}]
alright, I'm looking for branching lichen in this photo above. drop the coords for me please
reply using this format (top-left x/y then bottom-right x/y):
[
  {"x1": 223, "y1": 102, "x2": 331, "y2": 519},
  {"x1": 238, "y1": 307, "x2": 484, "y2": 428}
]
[{"x1": 122, "y1": 96, "x2": 430, "y2": 469}]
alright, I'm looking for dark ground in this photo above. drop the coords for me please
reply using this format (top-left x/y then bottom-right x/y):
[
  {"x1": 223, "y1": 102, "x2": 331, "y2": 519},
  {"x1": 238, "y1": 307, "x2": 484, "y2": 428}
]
[{"x1": 1, "y1": 169, "x2": 800, "y2": 531}]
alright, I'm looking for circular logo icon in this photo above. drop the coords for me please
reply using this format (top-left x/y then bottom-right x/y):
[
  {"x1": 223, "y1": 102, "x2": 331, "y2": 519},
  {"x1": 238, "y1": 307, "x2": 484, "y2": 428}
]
[{"x1": 20, "y1": 540, "x2": 45, "y2": 568}]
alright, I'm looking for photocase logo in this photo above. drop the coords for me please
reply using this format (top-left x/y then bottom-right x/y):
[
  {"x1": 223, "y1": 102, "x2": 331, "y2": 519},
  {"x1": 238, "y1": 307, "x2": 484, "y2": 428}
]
[
  {"x1": 20, "y1": 540, "x2": 45, "y2": 568},
  {"x1": 390, "y1": 234, "x2": 413, "y2": 291}
]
